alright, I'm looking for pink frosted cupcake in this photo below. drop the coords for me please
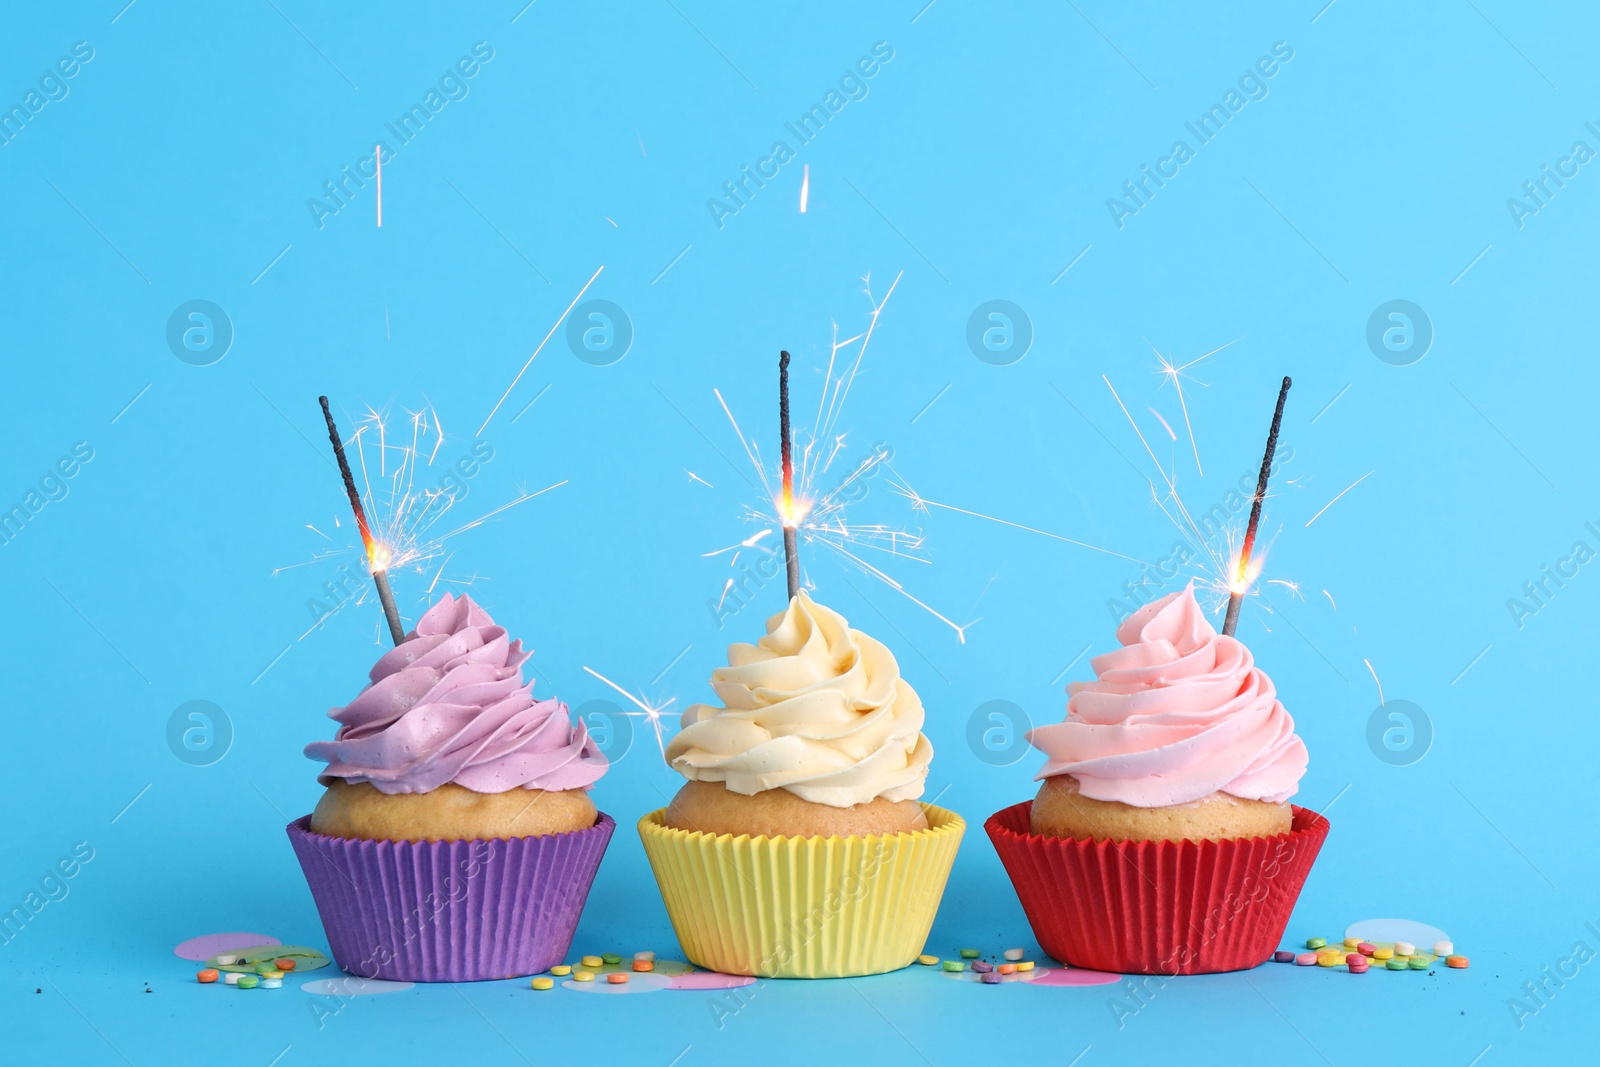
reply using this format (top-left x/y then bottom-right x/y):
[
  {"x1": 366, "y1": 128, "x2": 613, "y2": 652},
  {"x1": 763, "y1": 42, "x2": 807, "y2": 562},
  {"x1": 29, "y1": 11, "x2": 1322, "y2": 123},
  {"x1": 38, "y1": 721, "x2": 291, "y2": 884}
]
[
  {"x1": 287, "y1": 594, "x2": 613, "y2": 981},
  {"x1": 986, "y1": 583, "x2": 1328, "y2": 974}
]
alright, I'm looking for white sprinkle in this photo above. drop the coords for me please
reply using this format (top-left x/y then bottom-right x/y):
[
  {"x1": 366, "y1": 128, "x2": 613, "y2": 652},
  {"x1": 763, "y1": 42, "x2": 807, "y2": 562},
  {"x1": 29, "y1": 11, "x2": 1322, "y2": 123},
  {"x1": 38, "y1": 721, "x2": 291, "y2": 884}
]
[
  {"x1": 1004, "y1": 948, "x2": 1025, "y2": 961},
  {"x1": 634, "y1": 951, "x2": 655, "y2": 962},
  {"x1": 1395, "y1": 941, "x2": 1416, "y2": 957},
  {"x1": 1434, "y1": 940, "x2": 1453, "y2": 957}
]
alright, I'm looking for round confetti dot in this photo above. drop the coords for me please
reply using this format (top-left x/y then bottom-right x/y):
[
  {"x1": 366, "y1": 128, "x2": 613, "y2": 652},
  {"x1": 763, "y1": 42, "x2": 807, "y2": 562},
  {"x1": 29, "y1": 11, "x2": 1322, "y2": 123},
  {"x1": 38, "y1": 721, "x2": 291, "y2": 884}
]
[
  {"x1": 223, "y1": 973, "x2": 243, "y2": 986},
  {"x1": 174, "y1": 933, "x2": 281, "y2": 962},
  {"x1": 1386, "y1": 959, "x2": 1409, "y2": 971},
  {"x1": 632, "y1": 960, "x2": 654, "y2": 972},
  {"x1": 575, "y1": 971, "x2": 595, "y2": 982},
  {"x1": 236, "y1": 976, "x2": 259, "y2": 989},
  {"x1": 196, "y1": 969, "x2": 219, "y2": 984},
  {"x1": 1306, "y1": 937, "x2": 1327, "y2": 950},
  {"x1": 602, "y1": 954, "x2": 622, "y2": 965},
  {"x1": 606, "y1": 973, "x2": 629, "y2": 985},
  {"x1": 1272, "y1": 951, "x2": 1295, "y2": 964},
  {"x1": 998, "y1": 964, "x2": 1017, "y2": 975},
  {"x1": 260, "y1": 978, "x2": 282, "y2": 989},
  {"x1": 532, "y1": 977, "x2": 554, "y2": 991},
  {"x1": 275, "y1": 959, "x2": 297, "y2": 972},
  {"x1": 1408, "y1": 957, "x2": 1430, "y2": 970},
  {"x1": 971, "y1": 961, "x2": 994, "y2": 974},
  {"x1": 1003, "y1": 948, "x2": 1025, "y2": 962},
  {"x1": 942, "y1": 960, "x2": 964, "y2": 972},
  {"x1": 551, "y1": 966, "x2": 571, "y2": 976},
  {"x1": 1434, "y1": 941, "x2": 1454, "y2": 957},
  {"x1": 1346, "y1": 953, "x2": 1365, "y2": 967},
  {"x1": 1373, "y1": 947, "x2": 1394, "y2": 961},
  {"x1": 980, "y1": 972, "x2": 1002, "y2": 984},
  {"x1": 581, "y1": 956, "x2": 603, "y2": 969},
  {"x1": 634, "y1": 951, "x2": 655, "y2": 962},
  {"x1": 1447, "y1": 956, "x2": 1469, "y2": 969},
  {"x1": 917, "y1": 955, "x2": 938, "y2": 966},
  {"x1": 1017, "y1": 961, "x2": 1035, "y2": 972},
  {"x1": 959, "y1": 949, "x2": 979, "y2": 959},
  {"x1": 1343, "y1": 938, "x2": 1360, "y2": 949},
  {"x1": 1357, "y1": 943, "x2": 1376, "y2": 956},
  {"x1": 1294, "y1": 953, "x2": 1318, "y2": 966},
  {"x1": 1317, "y1": 952, "x2": 1342, "y2": 968},
  {"x1": 1395, "y1": 941, "x2": 1416, "y2": 957}
]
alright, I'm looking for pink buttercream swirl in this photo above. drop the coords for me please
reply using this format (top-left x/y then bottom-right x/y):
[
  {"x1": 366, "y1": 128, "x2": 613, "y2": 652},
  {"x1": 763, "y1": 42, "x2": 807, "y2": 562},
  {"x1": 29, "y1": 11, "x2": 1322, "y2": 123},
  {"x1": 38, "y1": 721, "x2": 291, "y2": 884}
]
[
  {"x1": 305, "y1": 593, "x2": 606, "y2": 795},
  {"x1": 1026, "y1": 582, "x2": 1307, "y2": 807}
]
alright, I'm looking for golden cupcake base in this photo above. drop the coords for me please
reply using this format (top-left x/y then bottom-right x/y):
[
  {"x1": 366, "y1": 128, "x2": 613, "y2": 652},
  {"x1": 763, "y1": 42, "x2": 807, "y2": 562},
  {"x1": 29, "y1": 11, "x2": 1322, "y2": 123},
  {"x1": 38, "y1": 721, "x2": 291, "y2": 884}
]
[{"x1": 638, "y1": 803, "x2": 964, "y2": 978}]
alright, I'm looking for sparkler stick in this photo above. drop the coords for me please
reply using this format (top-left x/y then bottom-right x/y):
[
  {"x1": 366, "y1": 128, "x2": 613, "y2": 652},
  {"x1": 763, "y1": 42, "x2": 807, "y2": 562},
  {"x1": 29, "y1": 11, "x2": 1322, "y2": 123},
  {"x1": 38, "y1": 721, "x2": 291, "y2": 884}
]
[
  {"x1": 319, "y1": 396, "x2": 405, "y2": 645},
  {"x1": 1222, "y1": 376, "x2": 1291, "y2": 637},
  {"x1": 779, "y1": 350, "x2": 800, "y2": 600}
]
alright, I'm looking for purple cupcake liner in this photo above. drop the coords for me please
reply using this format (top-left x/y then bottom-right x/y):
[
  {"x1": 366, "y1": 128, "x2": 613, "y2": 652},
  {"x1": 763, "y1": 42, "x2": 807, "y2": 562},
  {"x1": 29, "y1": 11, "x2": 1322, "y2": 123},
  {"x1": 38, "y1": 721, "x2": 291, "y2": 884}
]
[{"x1": 286, "y1": 813, "x2": 614, "y2": 982}]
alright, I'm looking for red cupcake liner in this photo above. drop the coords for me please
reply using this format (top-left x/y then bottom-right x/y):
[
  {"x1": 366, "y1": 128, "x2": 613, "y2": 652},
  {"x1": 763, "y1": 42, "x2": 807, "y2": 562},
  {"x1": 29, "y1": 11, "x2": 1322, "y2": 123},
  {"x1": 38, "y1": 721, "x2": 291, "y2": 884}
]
[
  {"x1": 985, "y1": 802, "x2": 1328, "y2": 975},
  {"x1": 286, "y1": 813, "x2": 614, "y2": 982}
]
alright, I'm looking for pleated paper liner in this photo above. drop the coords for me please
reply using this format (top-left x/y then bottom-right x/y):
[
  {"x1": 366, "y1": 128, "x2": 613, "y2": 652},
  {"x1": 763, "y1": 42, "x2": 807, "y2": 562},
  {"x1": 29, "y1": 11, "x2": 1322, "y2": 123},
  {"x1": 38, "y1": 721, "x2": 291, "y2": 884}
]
[
  {"x1": 986, "y1": 801, "x2": 1328, "y2": 975},
  {"x1": 286, "y1": 812, "x2": 614, "y2": 982},
  {"x1": 637, "y1": 803, "x2": 964, "y2": 979}
]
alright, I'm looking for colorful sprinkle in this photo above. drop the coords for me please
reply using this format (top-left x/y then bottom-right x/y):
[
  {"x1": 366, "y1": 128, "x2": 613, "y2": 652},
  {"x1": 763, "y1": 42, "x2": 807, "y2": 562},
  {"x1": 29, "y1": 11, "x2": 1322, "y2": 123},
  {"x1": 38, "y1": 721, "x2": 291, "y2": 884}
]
[
  {"x1": 1316, "y1": 951, "x2": 1342, "y2": 968},
  {"x1": 1447, "y1": 955, "x2": 1469, "y2": 969},
  {"x1": 917, "y1": 955, "x2": 939, "y2": 966},
  {"x1": 1273, "y1": 951, "x2": 1295, "y2": 963},
  {"x1": 1343, "y1": 937, "x2": 1360, "y2": 949},
  {"x1": 531, "y1": 977, "x2": 554, "y2": 990},
  {"x1": 260, "y1": 978, "x2": 282, "y2": 989},
  {"x1": 1346, "y1": 953, "x2": 1365, "y2": 967},
  {"x1": 1394, "y1": 941, "x2": 1416, "y2": 957},
  {"x1": 942, "y1": 960, "x2": 964, "y2": 972},
  {"x1": 215, "y1": 955, "x2": 239, "y2": 966},
  {"x1": 980, "y1": 972, "x2": 1002, "y2": 984},
  {"x1": 575, "y1": 971, "x2": 595, "y2": 982},
  {"x1": 196, "y1": 969, "x2": 219, "y2": 984},
  {"x1": 236, "y1": 975, "x2": 259, "y2": 989},
  {"x1": 581, "y1": 956, "x2": 603, "y2": 968},
  {"x1": 959, "y1": 948, "x2": 980, "y2": 959},
  {"x1": 634, "y1": 951, "x2": 655, "y2": 962},
  {"x1": 1408, "y1": 957, "x2": 1430, "y2": 971},
  {"x1": 971, "y1": 961, "x2": 994, "y2": 974},
  {"x1": 1386, "y1": 958, "x2": 1408, "y2": 971},
  {"x1": 1294, "y1": 953, "x2": 1318, "y2": 966},
  {"x1": 1373, "y1": 947, "x2": 1394, "y2": 961},
  {"x1": 1003, "y1": 948, "x2": 1025, "y2": 962},
  {"x1": 1357, "y1": 942, "x2": 1376, "y2": 956},
  {"x1": 258, "y1": 970, "x2": 284, "y2": 980},
  {"x1": 1434, "y1": 941, "x2": 1454, "y2": 957},
  {"x1": 255, "y1": 962, "x2": 277, "y2": 975},
  {"x1": 1348, "y1": 961, "x2": 1368, "y2": 974},
  {"x1": 606, "y1": 972, "x2": 629, "y2": 985},
  {"x1": 998, "y1": 964, "x2": 1017, "y2": 975},
  {"x1": 602, "y1": 953, "x2": 622, "y2": 965},
  {"x1": 1017, "y1": 961, "x2": 1034, "y2": 972},
  {"x1": 551, "y1": 965, "x2": 571, "y2": 976},
  {"x1": 223, "y1": 973, "x2": 243, "y2": 986},
  {"x1": 275, "y1": 959, "x2": 297, "y2": 971},
  {"x1": 1306, "y1": 937, "x2": 1327, "y2": 950},
  {"x1": 632, "y1": 960, "x2": 654, "y2": 972}
]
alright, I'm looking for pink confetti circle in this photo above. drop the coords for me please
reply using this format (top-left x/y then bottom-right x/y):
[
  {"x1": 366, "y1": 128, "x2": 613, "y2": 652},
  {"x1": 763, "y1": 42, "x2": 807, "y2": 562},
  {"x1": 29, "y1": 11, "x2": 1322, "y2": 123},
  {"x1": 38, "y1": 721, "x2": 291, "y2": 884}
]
[
  {"x1": 1025, "y1": 966, "x2": 1121, "y2": 987},
  {"x1": 174, "y1": 933, "x2": 280, "y2": 961},
  {"x1": 664, "y1": 972, "x2": 758, "y2": 990}
]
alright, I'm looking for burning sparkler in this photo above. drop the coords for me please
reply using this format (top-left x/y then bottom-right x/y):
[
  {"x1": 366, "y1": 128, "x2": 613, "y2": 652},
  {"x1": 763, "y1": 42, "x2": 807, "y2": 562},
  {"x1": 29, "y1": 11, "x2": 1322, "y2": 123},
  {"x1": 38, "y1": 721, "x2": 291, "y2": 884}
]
[
  {"x1": 320, "y1": 396, "x2": 404, "y2": 645},
  {"x1": 1222, "y1": 376, "x2": 1291, "y2": 637}
]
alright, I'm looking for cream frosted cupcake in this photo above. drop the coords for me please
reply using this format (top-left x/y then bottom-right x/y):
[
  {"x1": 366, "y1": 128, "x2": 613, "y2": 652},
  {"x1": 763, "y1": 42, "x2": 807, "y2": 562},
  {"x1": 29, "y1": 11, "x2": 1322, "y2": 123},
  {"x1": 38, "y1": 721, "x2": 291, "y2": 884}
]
[
  {"x1": 986, "y1": 582, "x2": 1329, "y2": 975},
  {"x1": 640, "y1": 592, "x2": 963, "y2": 978},
  {"x1": 287, "y1": 594, "x2": 615, "y2": 982}
]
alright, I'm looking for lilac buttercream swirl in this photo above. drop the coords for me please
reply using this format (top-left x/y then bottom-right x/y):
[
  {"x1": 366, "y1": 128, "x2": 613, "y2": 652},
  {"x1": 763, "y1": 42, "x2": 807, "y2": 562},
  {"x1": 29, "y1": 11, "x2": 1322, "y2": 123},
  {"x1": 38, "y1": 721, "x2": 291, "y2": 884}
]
[{"x1": 305, "y1": 593, "x2": 606, "y2": 794}]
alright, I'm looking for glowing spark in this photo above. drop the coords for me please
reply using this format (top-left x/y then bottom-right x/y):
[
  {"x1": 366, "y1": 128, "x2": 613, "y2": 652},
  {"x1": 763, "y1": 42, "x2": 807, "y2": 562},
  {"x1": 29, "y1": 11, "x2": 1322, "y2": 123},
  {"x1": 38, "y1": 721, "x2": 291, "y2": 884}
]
[
  {"x1": 702, "y1": 529, "x2": 776, "y2": 558},
  {"x1": 1266, "y1": 578, "x2": 1301, "y2": 599},
  {"x1": 714, "y1": 387, "x2": 777, "y2": 505},
  {"x1": 1147, "y1": 406, "x2": 1176, "y2": 441},
  {"x1": 799, "y1": 164, "x2": 810, "y2": 213},
  {"x1": 1150, "y1": 337, "x2": 1236, "y2": 476},
  {"x1": 715, "y1": 578, "x2": 734, "y2": 610},
  {"x1": 816, "y1": 537, "x2": 970, "y2": 643},
  {"x1": 1322, "y1": 589, "x2": 1337, "y2": 611},
  {"x1": 305, "y1": 524, "x2": 330, "y2": 540},
  {"x1": 1305, "y1": 471, "x2": 1373, "y2": 528},
  {"x1": 686, "y1": 470, "x2": 714, "y2": 488},
  {"x1": 581, "y1": 665, "x2": 676, "y2": 758},
  {"x1": 1364, "y1": 658, "x2": 1384, "y2": 706},
  {"x1": 893, "y1": 481, "x2": 1152, "y2": 566},
  {"x1": 604, "y1": 216, "x2": 618, "y2": 228},
  {"x1": 478, "y1": 265, "x2": 605, "y2": 435}
]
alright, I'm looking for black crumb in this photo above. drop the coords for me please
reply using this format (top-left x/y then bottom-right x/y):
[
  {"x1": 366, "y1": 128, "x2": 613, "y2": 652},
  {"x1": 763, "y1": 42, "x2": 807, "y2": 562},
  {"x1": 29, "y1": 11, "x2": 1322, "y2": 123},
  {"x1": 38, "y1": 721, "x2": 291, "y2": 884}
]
[{"x1": 34, "y1": 988, "x2": 41, "y2": 994}]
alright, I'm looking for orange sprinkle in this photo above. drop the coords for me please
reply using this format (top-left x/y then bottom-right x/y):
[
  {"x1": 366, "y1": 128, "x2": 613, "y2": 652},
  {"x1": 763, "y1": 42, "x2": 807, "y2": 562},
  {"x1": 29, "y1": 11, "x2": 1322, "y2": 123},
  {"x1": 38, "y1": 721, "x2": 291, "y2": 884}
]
[
  {"x1": 1447, "y1": 955, "x2": 1470, "y2": 968},
  {"x1": 196, "y1": 969, "x2": 219, "y2": 983},
  {"x1": 997, "y1": 963, "x2": 1017, "y2": 975},
  {"x1": 275, "y1": 959, "x2": 297, "y2": 971},
  {"x1": 606, "y1": 972, "x2": 629, "y2": 985},
  {"x1": 632, "y1": 960, "x2": 654, "y2": 972}
]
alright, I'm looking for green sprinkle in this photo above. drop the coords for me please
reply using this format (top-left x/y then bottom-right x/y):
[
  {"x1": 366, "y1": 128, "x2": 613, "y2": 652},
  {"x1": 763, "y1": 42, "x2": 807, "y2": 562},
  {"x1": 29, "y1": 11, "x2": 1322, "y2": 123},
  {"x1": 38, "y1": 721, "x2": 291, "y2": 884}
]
[
  {"x1": 601, "y1": 953, "x2": 622, "y2": 965},
  {"x1": 254, "y1": 963, "x2": 276, "y2": 975},
  {"x1": 959, "y1": 948, "x2": 980, "y2": 959},
  {"x1": 1408, "y1": 957, "x2": 1430, "y2": 970},
  {"x1": 1386, "y1": 958, "x2": 1408, "y2": 971},
  {"x1": 942, "y1": 960, "x2": 964, "y2": 972},
  {"x1": 236, "y1": 975, "x2": 259, "y2": 989},
  {"x1": 1305, "y1": 937, "x2": 1327, "y2": 950}
]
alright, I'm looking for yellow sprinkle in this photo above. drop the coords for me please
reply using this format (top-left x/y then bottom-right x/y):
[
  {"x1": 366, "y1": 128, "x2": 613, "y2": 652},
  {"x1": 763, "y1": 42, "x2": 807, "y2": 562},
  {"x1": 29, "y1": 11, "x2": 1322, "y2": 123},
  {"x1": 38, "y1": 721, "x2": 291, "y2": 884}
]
[
  {"x1": 581, "y1": 955, "x2": 603, "y2": 968},
  {"x1": 1343, "y1": 938, "x2": 1360, "y2": 949},
  {"x1": 575, "y1": 971, "x2": 595, "y2": 982},
  {"x1": 1017, "y1": 961, "x2": 1035, "y2": 972},
  {"x1": 1316, "y1": 951, "x2": 1342, "y2": 967},
  {"x1": 531, "y1": 977, "x2": 554, "y2": 990},
  {"x1": 550, "y1": 965, "x2": 571, "y2": 976},
  {"x1": 259, "y1": 970, "x2": 284, "y2": 980},
  {"x1": 1373, "y1": 947, "x2": 1394, "y2": 961},
  {"x1": 917, "y1": 955, "x2": 939, "y2": 966}
]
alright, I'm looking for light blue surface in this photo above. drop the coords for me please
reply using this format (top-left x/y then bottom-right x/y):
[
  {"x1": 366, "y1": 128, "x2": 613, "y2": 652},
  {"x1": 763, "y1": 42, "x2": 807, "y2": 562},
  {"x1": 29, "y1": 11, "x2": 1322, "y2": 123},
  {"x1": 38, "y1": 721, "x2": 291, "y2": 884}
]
[{"x1": 3, "y1": 1, "x2": 1595, "y2": 1063}]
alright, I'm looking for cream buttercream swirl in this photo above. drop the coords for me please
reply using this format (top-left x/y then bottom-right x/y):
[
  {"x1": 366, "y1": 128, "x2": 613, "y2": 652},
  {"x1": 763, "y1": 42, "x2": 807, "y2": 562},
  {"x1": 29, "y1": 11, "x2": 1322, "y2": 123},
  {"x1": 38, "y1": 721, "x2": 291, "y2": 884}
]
[
  {"x1": 305, "y1": 593, "x2": 606, "y2": 794},
  {"x1": 665, "y1": 592, "x2": 932, "y2": 807},
  {"x1": 1026, "y1": 582, "x2": 1307, "y2": 807}
]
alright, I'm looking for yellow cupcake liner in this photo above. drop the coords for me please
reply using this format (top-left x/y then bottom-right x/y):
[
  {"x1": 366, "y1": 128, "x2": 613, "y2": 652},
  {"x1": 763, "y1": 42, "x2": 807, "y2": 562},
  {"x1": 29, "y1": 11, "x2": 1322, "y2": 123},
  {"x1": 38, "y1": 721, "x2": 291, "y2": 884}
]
[{"x1": 637, "y1": 804, "x2": 964, "y2": 979}]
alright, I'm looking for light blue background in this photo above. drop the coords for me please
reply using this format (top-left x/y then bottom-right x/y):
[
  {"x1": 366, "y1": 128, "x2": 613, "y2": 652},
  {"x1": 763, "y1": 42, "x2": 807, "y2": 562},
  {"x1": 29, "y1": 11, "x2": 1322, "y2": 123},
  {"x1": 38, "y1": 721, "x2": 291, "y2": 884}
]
[{"x1": 3, "y1": 1, "x2": 1595, "y2": 1063}]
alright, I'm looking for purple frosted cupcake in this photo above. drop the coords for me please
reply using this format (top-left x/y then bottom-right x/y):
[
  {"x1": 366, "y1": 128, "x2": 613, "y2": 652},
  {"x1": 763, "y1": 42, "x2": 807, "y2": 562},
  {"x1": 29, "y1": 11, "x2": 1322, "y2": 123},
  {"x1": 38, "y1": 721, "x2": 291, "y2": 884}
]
[{"x1": 287, "y1": 593, "x2": 613, "y2": 982}]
